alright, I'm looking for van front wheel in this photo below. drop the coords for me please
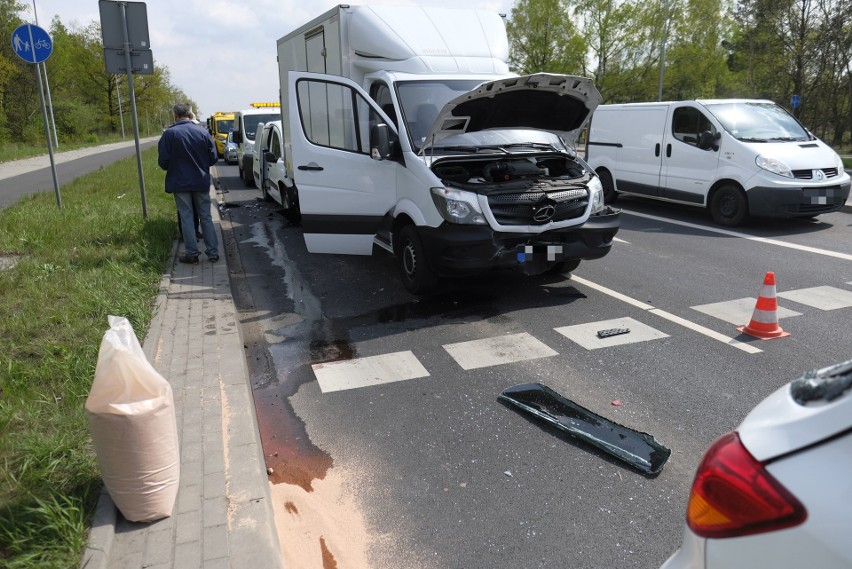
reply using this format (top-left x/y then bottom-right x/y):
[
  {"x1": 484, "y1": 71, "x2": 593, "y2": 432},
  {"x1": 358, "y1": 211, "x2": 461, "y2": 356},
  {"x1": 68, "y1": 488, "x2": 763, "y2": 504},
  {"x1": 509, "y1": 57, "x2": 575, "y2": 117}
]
[
  {"x1": 710, "y1": 185, "x2": 747, "y2": 226},
  {"x1": 397, "y1": 225, "x2": 438, "y2": 295},
  {"x1": 597, "y1": 169, "x2": 618, "y2": 204}
]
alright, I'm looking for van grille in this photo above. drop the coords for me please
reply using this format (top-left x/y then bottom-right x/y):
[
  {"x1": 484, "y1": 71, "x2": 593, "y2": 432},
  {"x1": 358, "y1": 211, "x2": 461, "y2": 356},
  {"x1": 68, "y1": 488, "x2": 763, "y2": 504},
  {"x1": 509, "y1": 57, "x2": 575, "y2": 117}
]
[
  {"x1": 792, "y1": 168, "x2": 839, "y2": 180},
  {"x1": 487, "y1": 187, "x2": 588, "y2": 225}
]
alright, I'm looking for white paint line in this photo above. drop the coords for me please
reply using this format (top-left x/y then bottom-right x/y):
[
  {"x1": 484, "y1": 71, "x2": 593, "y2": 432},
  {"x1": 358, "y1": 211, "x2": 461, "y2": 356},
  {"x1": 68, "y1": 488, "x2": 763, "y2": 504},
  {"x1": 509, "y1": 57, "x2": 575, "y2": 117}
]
[
  {"x1": 443, "y1": 332, "x2": 558, "y2": 370},
  {"x1": 312, "y1": 350, "x2": 429, "y2": 393},
  {"x1": 648, "y1": 308, "x2": 763, "y2": 354},
  {"x1": 692, "y1": 297, "x2": 802, "y2": 325},
  {"x1": 778, "y1": 286, "x2": 852, "y2": 310},
  {"x1": 555, "y1": 317, "x2": 668, "y2": 350},
  {"x1": 570, "y1": 275, "x2": 762, "y2": 354},
  {"x1": 613, "y1": 236, "x2": 630, "y2": 244},
  {"x1": 624, "y1": 210, "x2": 852, "y2": 262}
]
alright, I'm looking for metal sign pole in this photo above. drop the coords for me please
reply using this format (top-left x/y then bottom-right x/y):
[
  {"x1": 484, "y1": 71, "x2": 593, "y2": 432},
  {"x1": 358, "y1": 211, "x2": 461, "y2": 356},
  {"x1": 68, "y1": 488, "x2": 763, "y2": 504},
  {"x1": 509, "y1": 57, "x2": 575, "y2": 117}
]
[
  {"x1": 118, "y1": 1, "x2": 147, "y2": 218},
  {"x1": 20, "y1": 24, "x2": 61, "y2": 208}
]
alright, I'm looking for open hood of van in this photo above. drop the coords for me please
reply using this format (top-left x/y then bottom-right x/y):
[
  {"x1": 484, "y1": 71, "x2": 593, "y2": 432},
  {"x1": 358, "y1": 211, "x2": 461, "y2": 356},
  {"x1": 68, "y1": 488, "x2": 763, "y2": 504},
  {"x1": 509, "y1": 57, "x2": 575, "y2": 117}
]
[{"x1": 419, "y1": 73, "x2": 601, "y2": 153}]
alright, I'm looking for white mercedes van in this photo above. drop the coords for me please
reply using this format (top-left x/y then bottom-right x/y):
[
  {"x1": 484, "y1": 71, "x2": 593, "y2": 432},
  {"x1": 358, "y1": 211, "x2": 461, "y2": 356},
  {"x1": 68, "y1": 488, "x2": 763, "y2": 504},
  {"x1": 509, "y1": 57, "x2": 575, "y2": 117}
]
[{"x1": 585, "y1": 100, "x2": 850, "y2": 226}]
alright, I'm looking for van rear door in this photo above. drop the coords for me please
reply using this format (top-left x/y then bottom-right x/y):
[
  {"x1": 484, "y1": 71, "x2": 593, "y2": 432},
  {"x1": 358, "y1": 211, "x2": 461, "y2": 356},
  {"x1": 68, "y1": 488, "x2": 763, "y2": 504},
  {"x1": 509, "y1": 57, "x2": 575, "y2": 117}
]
[{"x1": 288, "y1": 72, "x2": 398, "y2": 255}]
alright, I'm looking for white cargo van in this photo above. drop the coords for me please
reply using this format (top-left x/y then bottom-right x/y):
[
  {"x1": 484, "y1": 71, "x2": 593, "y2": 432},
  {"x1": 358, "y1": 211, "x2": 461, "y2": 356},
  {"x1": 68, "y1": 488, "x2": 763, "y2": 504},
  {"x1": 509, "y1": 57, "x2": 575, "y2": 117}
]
[
  {"x1": 276, "y1": 5, "x2": 619, "y2": 293},
  {"x1": 232, "y1": 104, "x2": 282, "y2": 187},
  {"x1": 585, "y1": 100, "x2": 850, "y2": 226}
]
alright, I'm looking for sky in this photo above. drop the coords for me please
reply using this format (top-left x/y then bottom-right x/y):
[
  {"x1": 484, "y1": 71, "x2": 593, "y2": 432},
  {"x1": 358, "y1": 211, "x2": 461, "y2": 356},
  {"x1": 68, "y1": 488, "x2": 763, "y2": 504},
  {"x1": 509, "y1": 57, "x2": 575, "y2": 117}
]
[{"x1": 24, "y1": 0, "x2": 517, "y2": 121}]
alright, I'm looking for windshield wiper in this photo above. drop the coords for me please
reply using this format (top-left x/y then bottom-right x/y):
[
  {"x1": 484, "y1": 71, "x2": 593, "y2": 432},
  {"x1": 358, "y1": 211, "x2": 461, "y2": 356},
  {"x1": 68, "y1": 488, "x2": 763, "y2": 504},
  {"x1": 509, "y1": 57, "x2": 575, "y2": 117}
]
[
  {"x1": 497, "y1": 142, "x2": 558, "y2": 151},
  {"x1": 768, "y1": 137, "x2": 802, "y2": 142},
  {"x1": 738, "y1": 137, "x2": 769, "y2": 142}
]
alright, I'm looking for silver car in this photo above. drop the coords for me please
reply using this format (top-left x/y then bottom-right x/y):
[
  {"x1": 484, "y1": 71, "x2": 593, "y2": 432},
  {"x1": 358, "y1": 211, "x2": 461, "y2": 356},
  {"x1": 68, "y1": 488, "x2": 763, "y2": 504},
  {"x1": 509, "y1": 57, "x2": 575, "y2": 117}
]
[{"x1": 224, "y1": 131, "x2": 237, "y2": 164}]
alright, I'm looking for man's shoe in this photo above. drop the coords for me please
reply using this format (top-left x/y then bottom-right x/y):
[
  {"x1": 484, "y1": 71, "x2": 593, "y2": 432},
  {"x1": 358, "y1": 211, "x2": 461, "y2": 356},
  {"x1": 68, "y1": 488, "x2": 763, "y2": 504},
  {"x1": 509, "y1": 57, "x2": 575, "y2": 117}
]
[
  {"x1": 208, "y1": 255, "x2": 219, "y2": 263},
  {"x1": 179, "y1": 254, "x2": 199, "y2": 264}
]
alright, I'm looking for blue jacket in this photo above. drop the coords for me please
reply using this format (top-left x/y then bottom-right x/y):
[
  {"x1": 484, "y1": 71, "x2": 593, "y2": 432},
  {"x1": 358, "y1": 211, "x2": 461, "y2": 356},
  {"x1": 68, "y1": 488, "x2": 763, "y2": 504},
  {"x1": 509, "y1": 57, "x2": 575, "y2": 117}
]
[{"x1": 157, "y1": 120, "x2": 217, "y2": 193}]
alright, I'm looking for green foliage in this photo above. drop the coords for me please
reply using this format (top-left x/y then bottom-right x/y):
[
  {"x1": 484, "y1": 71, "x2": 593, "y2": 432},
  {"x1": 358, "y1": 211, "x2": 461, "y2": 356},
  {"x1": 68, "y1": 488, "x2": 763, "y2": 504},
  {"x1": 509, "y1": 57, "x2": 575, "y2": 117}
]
[
  {"x1": 0, "y1": 147, "x2": 177, "y2": 568},
  {"x1": 507, "y1": 0, "x2": 587, "y2": 75},
  {"x1": 508, "y1": 0, "x2": 850, "y2": 146},
  {"x1": 0, "y1": 6, "x2": 196, "y2": 147}
]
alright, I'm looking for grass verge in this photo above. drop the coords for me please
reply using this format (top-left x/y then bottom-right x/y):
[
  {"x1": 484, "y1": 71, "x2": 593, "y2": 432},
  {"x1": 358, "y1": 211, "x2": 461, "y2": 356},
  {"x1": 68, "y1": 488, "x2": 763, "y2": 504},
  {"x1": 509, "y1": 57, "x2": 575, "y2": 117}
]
[{"x1": 0, "y1": 147, "x2": 176, "y2": 568}]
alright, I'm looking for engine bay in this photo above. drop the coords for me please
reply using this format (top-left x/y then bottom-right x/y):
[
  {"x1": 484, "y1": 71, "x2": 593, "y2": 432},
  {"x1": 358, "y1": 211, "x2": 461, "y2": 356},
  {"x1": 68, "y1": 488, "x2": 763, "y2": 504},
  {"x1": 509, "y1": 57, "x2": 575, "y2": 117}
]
[{"x1": 432, "y1": 155, "x2": 592, "y2": 194}]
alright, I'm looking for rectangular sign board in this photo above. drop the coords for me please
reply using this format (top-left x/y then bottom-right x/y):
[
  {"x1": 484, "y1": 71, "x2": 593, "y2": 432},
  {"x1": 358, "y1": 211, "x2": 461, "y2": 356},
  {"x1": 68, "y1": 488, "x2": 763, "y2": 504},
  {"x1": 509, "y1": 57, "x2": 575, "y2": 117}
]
[
  {"x1": 99, "y1": 0, "x2": 150, "y2": 50},
  {"x1": 103, "y1": 47, "x2": 154, "y2": 75}
]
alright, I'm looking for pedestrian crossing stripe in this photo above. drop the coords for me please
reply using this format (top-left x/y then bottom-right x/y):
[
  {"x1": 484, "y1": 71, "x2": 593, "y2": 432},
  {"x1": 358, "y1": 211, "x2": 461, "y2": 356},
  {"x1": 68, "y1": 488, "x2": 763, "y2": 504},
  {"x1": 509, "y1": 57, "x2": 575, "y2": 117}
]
[
  {"x1": 555, "y1": 317, "x2": 669, "y2": 350},
  {"x1": 692, "y1": 298, "x2": 802, "y2": 326},
  {"x1": 313, "y1": 350, "x2": 429, "y2": 393},
  {"x1": 443, "y1": 332, "x2": 558, "y2": 371},
  {"x1": 777, "y1": 286, "x2": 852, "y2": 311}
]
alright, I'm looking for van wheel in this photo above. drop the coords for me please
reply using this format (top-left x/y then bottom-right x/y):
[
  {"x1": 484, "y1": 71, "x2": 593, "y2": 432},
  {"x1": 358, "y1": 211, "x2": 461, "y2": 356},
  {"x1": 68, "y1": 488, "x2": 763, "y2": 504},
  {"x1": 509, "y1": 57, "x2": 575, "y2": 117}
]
[
  {"x1": 710, "y1": 185, "x2": 747, "y2": 226},
  {"x1": 397, "y1": 225, "x2": 438, "y2": 295},
  {"x1": 597, "y1": 169, "x2": 618, "y2": 204},
  {"x1": 260, "y1": 181, "x2": 272, "y2": 202},
  {"x1": 545, "y1": 259, "x2": 580, "y2": 276},
  {"x1": 280, "y1": 184, "x2": 301, "y2": 222},
  {"x1": 241, "y1": 165, "x2": 254, "y2": 187}
]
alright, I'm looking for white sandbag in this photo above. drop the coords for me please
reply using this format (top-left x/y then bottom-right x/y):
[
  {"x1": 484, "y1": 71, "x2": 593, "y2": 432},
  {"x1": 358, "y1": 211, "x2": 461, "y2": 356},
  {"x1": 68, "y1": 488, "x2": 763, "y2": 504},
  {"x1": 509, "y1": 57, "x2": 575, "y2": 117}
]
[{"x1": 85, "y1": 315, "x2": 180, "y2": 522}]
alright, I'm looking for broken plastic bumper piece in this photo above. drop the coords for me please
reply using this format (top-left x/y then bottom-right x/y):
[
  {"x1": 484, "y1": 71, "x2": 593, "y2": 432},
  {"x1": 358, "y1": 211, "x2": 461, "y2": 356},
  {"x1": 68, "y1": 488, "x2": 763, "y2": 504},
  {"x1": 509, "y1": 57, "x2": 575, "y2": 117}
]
[{"x1": 499, "y1": 383, "x2": 671, "y2": 475}]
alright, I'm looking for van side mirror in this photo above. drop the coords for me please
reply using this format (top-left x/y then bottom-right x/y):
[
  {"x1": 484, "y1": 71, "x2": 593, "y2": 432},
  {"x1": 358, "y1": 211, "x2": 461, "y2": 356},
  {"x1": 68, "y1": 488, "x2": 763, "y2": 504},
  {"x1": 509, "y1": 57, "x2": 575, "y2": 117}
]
[
  {"x1": 370, "y1": 123, "x2": 397, "y2": 160},
  {"x1": 698, "y1": 130, "x2": 721, "y2": 151},
  {"x1": 233, "y1": 131, "x2": 243, "y2": 144},
  {"x1": 264, "y1": 151, "x2": 276, "y2": 163}
]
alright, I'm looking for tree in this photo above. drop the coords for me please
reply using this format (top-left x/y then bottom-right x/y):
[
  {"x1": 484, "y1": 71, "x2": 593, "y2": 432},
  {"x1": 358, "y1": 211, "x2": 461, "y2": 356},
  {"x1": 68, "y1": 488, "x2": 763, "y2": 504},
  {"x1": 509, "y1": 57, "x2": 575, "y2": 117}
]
[{"x1": 507, "y1": 0, "x2": 587, "y2": 75}]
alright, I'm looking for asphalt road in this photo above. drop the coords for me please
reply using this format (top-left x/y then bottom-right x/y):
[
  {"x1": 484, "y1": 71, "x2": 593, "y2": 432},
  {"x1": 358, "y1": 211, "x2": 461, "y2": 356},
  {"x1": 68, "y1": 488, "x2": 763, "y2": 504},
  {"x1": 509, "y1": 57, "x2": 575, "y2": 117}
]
[
  {"x1": 0, "y1": 138, "x2": 159, "y2": 210},
  {"x1": 215, "y1": 161, "x2": 852, "y2": 569}
]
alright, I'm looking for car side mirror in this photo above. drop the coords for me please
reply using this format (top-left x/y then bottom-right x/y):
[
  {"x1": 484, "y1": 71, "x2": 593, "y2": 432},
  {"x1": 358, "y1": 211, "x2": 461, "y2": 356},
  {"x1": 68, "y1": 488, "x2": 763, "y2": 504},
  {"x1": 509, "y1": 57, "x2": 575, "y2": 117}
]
[
  {"x1": 264, "y1": 151, "x2": 276, "y2": 163},
  {"x1": 698, "y1": 130, "x2": 721, "y2": 151},
  {"x1": 233, "y1": 131, "x2": 243, "y2": 144},
  {"x1": 370, "y1": 123, "x2": 397, "y2": 160}
]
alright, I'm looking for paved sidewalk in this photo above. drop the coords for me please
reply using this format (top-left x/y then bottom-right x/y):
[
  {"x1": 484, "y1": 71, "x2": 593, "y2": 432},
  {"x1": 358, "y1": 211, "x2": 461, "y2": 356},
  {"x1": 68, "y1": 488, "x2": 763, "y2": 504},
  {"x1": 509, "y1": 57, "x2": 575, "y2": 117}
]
[{"x1": 80, "y1": 184, "x2": 284, "y2": 569}]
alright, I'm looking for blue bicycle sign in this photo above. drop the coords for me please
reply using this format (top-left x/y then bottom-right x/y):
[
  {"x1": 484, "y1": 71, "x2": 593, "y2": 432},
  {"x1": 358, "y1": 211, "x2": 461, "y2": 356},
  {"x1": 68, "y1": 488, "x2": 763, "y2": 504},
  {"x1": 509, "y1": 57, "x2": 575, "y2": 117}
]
[{"x1": 11, "y1": 23, "x2": 53, "y2": 64}]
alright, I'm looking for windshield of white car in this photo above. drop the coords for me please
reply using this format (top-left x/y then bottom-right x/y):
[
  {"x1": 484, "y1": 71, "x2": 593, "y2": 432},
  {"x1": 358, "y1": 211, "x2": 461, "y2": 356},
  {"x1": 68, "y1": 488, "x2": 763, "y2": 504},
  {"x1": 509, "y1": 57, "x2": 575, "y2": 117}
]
[
  {"x1": 705, "y1": 102, "x2": 810, "y2": 142},
  {"x1": 396, "y1": 80, "x2": 486, "y2": 153}
]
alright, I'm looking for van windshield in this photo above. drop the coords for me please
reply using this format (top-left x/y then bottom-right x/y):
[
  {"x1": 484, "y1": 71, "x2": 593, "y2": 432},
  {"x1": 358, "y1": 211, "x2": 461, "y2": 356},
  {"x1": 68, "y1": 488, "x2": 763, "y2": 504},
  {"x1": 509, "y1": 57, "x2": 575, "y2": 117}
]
[
  {"x1": 396, "y1": 80, "x2": 484, "y2": 152},
  {"x1": 243, "y1": 113, "x2": 280, "y2": 141},
  {"x1": 705, "y1": 102, "x2": 809, "y2": 142}
]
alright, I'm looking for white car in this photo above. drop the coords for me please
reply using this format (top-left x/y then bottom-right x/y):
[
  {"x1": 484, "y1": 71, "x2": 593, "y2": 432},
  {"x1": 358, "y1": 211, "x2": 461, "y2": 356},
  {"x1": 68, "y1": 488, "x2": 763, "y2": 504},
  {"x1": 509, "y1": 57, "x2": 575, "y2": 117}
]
[
  {"x1": 223, "y1": 131, "x2": 237, "y2": 165},
  {"x1": 661, "y1": 359, "x2": 852, "y2": 569}
]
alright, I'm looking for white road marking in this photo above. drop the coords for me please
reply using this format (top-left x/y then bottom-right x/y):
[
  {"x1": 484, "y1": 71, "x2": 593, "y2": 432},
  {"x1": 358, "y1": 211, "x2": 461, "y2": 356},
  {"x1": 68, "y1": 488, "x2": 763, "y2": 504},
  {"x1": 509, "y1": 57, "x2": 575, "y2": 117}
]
[
  {"x1": 624, "y1": 210, "x2": 852, "y2": 262},
  {"x1": 570, "y1": 276, "x2": 763, "y2": 354},
  {"x1": 778, "y1": 286, "x2": 852, "y2": 310},
  {"x1": 443, "y1": 332, "x2": 558, "y2": 370},
  {"x1": 692, "y1": 297, "x2": 802, "y2": 325},
  {"x1": 312, "y1": 350, "x2": 429, "y2": 393},
  {"x1": 555, "y1": 317, "x2": 668, "y2": 350},
  {"x1": 613, "y1": 236, "x2": 630, "y2": 244}
]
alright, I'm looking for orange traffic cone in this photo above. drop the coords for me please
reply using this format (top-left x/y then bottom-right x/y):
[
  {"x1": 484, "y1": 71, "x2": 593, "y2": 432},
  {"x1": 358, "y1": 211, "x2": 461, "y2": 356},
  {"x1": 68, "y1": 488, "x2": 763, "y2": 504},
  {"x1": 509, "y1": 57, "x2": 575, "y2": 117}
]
[{"x1": 737, "y1": 272, "x2": 790, "y2": 339}]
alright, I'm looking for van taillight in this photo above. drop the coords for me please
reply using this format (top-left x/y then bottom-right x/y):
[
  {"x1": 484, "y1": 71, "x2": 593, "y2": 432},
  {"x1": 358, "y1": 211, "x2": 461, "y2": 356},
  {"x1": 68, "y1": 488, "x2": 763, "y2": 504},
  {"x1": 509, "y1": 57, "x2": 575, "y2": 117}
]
[{"x1": 686, "y1": 432, "x2": 807, "y2": 539}]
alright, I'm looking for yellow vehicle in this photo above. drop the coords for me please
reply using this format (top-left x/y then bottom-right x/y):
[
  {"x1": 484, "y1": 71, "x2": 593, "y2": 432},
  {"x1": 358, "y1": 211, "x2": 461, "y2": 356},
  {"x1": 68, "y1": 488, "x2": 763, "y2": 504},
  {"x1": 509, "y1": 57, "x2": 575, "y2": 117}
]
[{"x1": 207, "y1": 111, "x2": 235, "y2": 158}]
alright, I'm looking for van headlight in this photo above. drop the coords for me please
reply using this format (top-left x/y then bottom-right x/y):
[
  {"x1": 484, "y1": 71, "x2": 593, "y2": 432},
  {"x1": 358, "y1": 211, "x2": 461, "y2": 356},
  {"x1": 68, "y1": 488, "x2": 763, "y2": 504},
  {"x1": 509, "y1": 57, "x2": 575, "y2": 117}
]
[
  {"x1": 588, "y1": 175, "x2": 605, "y2": 214},
  {"x1": 431, "y1": 187, "x2": 487, "y2": 225},
  {"x1": 834, "y1": 152, "x2": 845, "y2": 171},
  {"x1": 756, "y1": 155, "x2": 793, "y2": 178}
]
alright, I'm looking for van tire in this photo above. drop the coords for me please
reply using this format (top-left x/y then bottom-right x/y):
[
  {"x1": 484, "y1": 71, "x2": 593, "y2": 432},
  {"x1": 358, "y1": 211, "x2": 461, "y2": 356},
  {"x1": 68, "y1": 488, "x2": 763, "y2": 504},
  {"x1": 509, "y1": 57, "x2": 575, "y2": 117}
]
[
  {"x1": 241, "y1": 165, "x2": 255, "y2": 187},
  {"x1": 710, "y1": 185, "x2": 747, "y2": 226},
  {"x1": 280, "y1": 184, "x2": 301, "y2": 221},
  {"x1": 597, "y1": 169, "x2": 618, "y2": 204},
  {"x1": 397, "y1": 225, "x2": 438, "y2": 295}
]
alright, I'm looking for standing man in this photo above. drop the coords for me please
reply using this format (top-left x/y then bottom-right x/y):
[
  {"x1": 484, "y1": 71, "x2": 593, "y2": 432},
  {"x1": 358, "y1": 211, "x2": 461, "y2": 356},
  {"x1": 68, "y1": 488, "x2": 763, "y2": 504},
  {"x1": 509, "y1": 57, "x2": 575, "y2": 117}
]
[{"x1": 158, "y1": 103, "x2": 219, "y2": 263}]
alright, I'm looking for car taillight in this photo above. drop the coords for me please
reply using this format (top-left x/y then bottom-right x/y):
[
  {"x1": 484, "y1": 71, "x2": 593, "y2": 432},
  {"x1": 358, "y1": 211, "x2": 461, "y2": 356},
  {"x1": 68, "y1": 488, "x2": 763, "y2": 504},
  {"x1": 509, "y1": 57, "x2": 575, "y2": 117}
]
[{"x1": 686, "y1": 432, "x2": 807, "y2": 539}]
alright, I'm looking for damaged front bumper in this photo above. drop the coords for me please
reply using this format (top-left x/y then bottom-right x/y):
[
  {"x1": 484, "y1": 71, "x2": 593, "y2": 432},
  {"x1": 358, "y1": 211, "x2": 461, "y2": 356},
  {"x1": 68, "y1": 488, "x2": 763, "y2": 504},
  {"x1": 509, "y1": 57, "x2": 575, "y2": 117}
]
[{"x1": 418, "y1": 207, "x2": 621, "y2": 277}]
